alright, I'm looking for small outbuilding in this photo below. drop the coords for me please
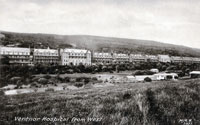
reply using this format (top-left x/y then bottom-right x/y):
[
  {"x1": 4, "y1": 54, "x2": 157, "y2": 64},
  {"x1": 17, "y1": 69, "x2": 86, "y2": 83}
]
[
  {"x1": 150, "y1": 68, "x2": 159, "y2": 73},
  {"x1": 154, "y1": 73, "x2": 178, "y2": 80},
  {"x1": 189, "y1": 71, "x2": 200, "y2": 78}
]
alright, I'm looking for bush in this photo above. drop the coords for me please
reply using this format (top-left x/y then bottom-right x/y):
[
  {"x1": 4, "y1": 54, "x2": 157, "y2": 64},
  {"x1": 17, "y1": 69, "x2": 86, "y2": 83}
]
[
  {"x1": 64, "y1": 77, "x2": 70, "y2": 82},
  {"x1": 76, "y1": 77, "x2": 82, "y2": 82},
  {"x1": 74, "y1": 83, "x2": 83, "y2": 88},
  {"x1": 43, "y1": 75, "x2": 51, "y2": 79},
  {"x1": 134, "y1": 70, "x2": 154, "y2": 75},
  {"x1": 0, "y1": 90, "x2": 4, "y2": 96},
  {"x1": 91, "y1": 77, "x2": 98, "y2": 81},
  {"x1": 166, "y1": 75, "x2": 173, "y2": 80},
  {"x1": 38, "y1": 78, "x2": 48, "y2": 85},
  {"x1": 123, "y1": 92, "x2": 132, "y2": 100},
  {"x1": 144, "y1": 77, "x2": 152, "y2": 82},
  {"x1": 30, "y1": 82, "x2": 40, "y2": 88},
  {"x1": 134, "y1": 71, "x2": 144, "y2": 75},
  {"x1": 84, "y1": 78, "x2": 90, "y2": 84},
  {"x1": 45, "y1": 88, "x2": 54, "y2": 92}
]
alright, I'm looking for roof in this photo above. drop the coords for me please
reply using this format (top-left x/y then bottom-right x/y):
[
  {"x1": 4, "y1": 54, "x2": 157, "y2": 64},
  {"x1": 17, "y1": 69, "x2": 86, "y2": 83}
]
[
  {"x1": 154, "y1": 72, "x2": 178, "y2": 76},
  {"x1": 34, "y1": 48, "x2": 58, "y2": 53},
  {"x1": 126, "y1": 76, "x2": 135, "y2": 79},
  {"x1": 190, "y1": 71, "x2": 200, "y2": 74},
  {"x1": 130, "y1": 54, "x2": 146, "y2": 58},
  {"x1": 130, "y1": 54, "x2": 143, "y2": 56},
  {"x1": 93, "y1": 52, "x2": 112, "y2": 58},
  {"x1": 113, "y1": 53, "x2": 129, "y2": 57},
  {"x1": 182, "y1": 57, "x2": 193, "y2": 60},
  {"x1": 171, "y1": 56, "x2": 182, "y2": 59},
  {"x1": 158, "y1": 55, "x2": 170, "y2": 58},
  {"x1": 150, "y1": 69, "x2": 159, "y2": 71},
  {"x1": 62, "y1": 48, "x2": 91, "y2": 53},
  {"x1": 94, "y1": 52, "x2": 112, "y2": 56},
  {"x1": 0, "y1": 46, "x2": 30, "y2": 53}
]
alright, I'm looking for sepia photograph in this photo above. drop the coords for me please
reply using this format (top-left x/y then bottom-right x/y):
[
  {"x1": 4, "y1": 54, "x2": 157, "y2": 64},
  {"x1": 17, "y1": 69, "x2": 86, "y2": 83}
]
[{"x1": 0, "y1": 0, "x2": 200, "y2": 124}]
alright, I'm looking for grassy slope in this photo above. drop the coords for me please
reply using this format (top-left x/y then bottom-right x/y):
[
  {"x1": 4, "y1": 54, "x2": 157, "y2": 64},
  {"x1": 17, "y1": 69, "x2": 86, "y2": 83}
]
[
  {"x1": 1, "y1": 31, "x2": 200, "y2": 56},
  {"x1": 0, "y1": 79, "x2": 200, "y2": 125}
]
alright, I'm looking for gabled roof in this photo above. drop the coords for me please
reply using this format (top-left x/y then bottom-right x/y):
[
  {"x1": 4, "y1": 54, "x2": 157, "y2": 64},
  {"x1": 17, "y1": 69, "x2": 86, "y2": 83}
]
[
  {"x1": 34, "y1": 48, "x2": 58, "y2": 53},
  {"x1": 62, "y1": 48, "x2": 91, "y2": 53},
  {"x1": 190, "y1": 71, "x2": 200, "y2": 74},
  {"x1": 0, "y1": 46, "x2": 30, "y2": 53},
  {"x1": 158, "y1": 55, "x2": 170, "y2": 58}
]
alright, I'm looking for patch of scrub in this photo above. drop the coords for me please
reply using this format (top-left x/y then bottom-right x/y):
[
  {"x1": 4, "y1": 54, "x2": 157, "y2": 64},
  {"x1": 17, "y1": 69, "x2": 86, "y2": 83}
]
[
  {"x1": 93, "y1": 83, "x2": 114, "y2": 88},
  {"x1": 5, "y1": 89, "x2": 34, "y2": 95}
]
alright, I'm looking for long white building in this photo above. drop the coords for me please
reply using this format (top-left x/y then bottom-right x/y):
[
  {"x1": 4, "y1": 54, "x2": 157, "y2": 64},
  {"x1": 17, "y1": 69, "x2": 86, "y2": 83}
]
[
  {"x1": 146, "y1": 55, "x2": 158, "y2": 62},
  {"x1": 60, "y1": 48, "x2": 91, "y2": 66},
  {"x1": 158, "y1": 55, "x2": 171, "y2": 63},
  {"x1": 113, "y1": 53, "x2": 129, "y2": 64},
  {"x1": 130, "y1": 54, "x2": 147, "y2": 62},
  {"x1": 93, "y1": 52, "x2": 113, "y2": 64},
  {"x1": 0, "y1": 46, "x2": 31, "y2": 65},
  {"x1": 171, "y1": 56, "x2": 183, "y2": 63},
  {"x1": 33, "y1": 47, "x2": 59, "y2": 65}
]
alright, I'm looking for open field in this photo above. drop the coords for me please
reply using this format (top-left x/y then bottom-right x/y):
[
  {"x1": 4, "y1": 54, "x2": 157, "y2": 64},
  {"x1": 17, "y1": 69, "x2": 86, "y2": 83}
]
[{"x1": 0, "y1": 79, "x2": 200, "y2": 125}]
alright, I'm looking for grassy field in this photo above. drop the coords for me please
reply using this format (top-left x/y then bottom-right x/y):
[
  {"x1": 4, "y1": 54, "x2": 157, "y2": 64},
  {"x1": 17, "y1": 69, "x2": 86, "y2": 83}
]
[{"x1": 0, "y1": 79, "x2": 200, "y2": 125}]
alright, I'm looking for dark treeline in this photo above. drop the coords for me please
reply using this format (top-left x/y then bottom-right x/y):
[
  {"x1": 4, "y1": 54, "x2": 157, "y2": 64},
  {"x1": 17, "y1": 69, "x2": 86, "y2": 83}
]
[
  {"x1": 0, "y1": 61, "x2": 199, "y2": 87},
  {"x1": 1, "y1": 32, "x2": 200, "y2": 57}
]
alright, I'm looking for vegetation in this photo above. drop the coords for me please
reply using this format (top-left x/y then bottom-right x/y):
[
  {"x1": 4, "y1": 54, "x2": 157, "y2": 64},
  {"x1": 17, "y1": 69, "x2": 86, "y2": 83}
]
[
  {"x1": 144, "y1": 77, "x2": 152, "y2": 82},
  {"x1": 1, "y1": 31, "x2": 200, "y2": 57},
  {"x1": 0, "y1": 79, "x2": 200, "y2": 124},
  {"x1": 1, "y1": 61, "x2": 199, "y2": 87}
]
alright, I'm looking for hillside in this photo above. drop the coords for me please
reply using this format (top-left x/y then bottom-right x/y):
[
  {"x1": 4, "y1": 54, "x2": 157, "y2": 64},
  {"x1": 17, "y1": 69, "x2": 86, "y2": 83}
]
[
  {"x1": 1, "y1": 31, "x2": 200, "y2": 57},
  {"x1": 1, "y1": 79, "x2": 200, "y2": 124}
]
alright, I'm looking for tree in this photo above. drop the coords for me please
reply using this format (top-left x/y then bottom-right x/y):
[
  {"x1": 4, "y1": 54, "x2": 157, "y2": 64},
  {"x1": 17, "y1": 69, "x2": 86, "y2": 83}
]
[
  {"x1": 1, "y1": 55, "x2": 10, "y2": 65},
  {"x1": 144, "y1": 77, "x2": 152, "y2": 82}
]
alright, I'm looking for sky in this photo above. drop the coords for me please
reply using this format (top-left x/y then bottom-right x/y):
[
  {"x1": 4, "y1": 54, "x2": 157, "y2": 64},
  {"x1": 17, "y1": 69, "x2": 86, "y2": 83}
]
[{"x1": 0, "y1": 0, "x2": 200, "y2": 48}]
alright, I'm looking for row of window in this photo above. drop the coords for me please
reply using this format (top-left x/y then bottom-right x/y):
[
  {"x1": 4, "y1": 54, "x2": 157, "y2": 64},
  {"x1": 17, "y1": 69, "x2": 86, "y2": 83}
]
[
  {"x1": 1, "y1": 52, "x2": 29, "y2": 55},
  {"x1": 8, "y1": 55, "x2": 30, "y2": 58},
  {"x1": 34, "y1": 57, "x2": 59, "y2": 59},
  {"x1": 34, "y1": 53, "x2": 58, "y2": 56}
]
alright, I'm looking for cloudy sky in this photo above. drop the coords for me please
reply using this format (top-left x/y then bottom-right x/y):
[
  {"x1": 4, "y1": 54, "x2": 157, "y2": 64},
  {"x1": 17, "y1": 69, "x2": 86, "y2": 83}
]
[{"x1": 0, "y1": 0, "x2": 200, "y2": 48}]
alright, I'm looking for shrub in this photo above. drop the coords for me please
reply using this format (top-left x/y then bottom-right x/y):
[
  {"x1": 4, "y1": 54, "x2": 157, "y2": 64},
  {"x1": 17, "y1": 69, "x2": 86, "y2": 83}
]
[
  {"x1": 0, "y1": 90, "x2": 4, "y2": 96},
  {"x1": 76, "y1": 77, "x2": 82, "y2": 82},
  {"x1": 134, "y1": 70, "x2": 154, "y2": 75},
  {"x1": 134, "y1": 71, "x2": 143, "y2": 75},
  {"x1": 38, "y1": 78, "x2": 48, "y2": 85},
  {"x1": 43, "y1": 75, "x2": 51, "y2": 79},
  {"x1": 48, "y1": 80, "x2": 54, "y2": 84},
  {"x1": 74, "y1": 83, "x2": 83, "y2": 88},
  {"x1": 166, "y1": 75, "x2": 173, "y2": 80},
  {"x1": 45, "y1": 88, "x2": 54, "y2": 92},
  {"x1": 64, "y1": 77, "x2": 70, "y2": 82},
  {"x1": 30, "y1": 82, "x2": 39, "y2": 88},
  {"x1": 84, "y1": 78, "x2": 90, "y2": 84},
  {"x1": 91, "y1": 77, "x2": 98, "y2": 81},
  {"x1": 144, "y1": 77, "x2": 152, "y2": 82},
  {"x1": 123, "y1": 92, "x2": 132, "y2": 100}
]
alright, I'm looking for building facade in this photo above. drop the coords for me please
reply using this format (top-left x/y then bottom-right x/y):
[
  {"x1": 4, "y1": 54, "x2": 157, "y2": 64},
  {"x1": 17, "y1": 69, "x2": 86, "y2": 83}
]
[
  {"x1": 192, "y1": 57, "x2": 200, "y2": 64},
  {"x1": 33, "y1": 47, "x2": 59, "y2": 65},
  {"x1": 182, "y1": 57, "x2": 193, "y2": 64},
  {"x1": 0, "y1": 46, "x2": 31, "y2": 65},
  {"x1": 112, "y1": 53, "x2": 129, "y2": 64},
  {"x1": 146, "y1": 55, "x2": 158, "y2": 62},
  {"x1": 158, "y1": 55, "x2": 171, "y2": 63},
  {"x1": 92, "y1": 52, "x2": 113, "y2": 64},
  {"x1": 171, "y1": 56, "x2": 183, "y2": 63},
  {"x1": 130, "y1": 54, "x2": 147, "y2": 62},
  {"x1": 60, "y1": 48, "x2": 91, "y2": 66}
]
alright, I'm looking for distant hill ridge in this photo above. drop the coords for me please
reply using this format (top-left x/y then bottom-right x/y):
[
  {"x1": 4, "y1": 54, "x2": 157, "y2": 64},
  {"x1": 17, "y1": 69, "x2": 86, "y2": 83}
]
[{"x1": 0, "y1": 31, "x2": 200, "y2": 57}]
